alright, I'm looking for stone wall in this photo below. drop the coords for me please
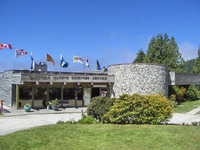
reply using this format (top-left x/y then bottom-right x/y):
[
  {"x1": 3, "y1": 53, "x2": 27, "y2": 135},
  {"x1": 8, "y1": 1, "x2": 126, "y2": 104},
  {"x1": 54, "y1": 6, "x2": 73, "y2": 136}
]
[
  {"x1": 0, "y1": 71, "x2": 21, "y2": 106},
  {"x1": 108, "y1": 63, "x2": 169, "y2": 98}
]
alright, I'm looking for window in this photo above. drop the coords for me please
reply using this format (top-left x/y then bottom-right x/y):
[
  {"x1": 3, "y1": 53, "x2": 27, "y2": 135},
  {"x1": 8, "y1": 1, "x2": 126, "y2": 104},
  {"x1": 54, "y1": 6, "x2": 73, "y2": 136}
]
[
  {"x1": 34, "y1": 87, "x2": 46, "y2": 100},
  {"x1": 77, "y1": 87, "x2": 83, "y2": 100},
  {"x1": 49, "y1": 87, "x2": 61, "y2": 100},
  {"x1": 92, "y1": 88, "x2": 100, "y2": 98},
  {"x1": 19, "y1": 86, "x2": 32, "y2": 100},
  {"x1": 63, "y1": 88, "x2": 75, "y2": 100}
]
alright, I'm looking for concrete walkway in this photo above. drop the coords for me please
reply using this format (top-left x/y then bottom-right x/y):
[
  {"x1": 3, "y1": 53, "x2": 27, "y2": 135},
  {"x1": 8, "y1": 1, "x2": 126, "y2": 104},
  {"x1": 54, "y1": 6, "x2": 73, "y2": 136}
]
[
  {"x1": 186, "y1": 106, "x2": 200, "y2": 115},
  {"x1": 168, "y1": 113, "x2": 200, "y2": 125},
  {"x1": 0, "y1": 113, "x2": 82, "y2": 136},
  {"x1": 1, "y1": 105, "x2": 200, "y2": 136},
  {"x1": 167, "y1": 106, "x2": 200, "y2": 125},
  {"x1": 0, "y1": 106, "x2": 87, "y2": 136},
  {"x1": 2, "y1": 105, "x2": 87, "y2": 117}
]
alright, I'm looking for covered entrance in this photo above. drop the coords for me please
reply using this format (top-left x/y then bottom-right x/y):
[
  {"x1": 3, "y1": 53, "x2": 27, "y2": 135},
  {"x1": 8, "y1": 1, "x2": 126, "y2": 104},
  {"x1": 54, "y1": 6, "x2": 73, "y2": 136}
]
[{"x1": 10, "y1": 71, "x2": 115, "y2": 109}]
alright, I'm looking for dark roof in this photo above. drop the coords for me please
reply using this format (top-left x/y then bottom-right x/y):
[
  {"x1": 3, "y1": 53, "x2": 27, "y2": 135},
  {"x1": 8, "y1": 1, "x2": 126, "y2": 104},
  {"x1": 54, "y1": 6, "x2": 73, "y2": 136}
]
[{"x1": 6, "y1": 69, "x2": 108, "y2": 76}]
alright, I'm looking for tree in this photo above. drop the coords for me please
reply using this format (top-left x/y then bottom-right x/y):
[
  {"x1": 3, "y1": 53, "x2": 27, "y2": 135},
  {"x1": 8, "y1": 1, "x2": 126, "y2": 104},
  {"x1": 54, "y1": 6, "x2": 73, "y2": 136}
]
[
  {"x1": 133, "y1": 49, "x2": 146, "y2": 63},
  {"x1": 193, "y1": 46, "x2": 200, "y2": 74},
  {"x1": 180, "y1": 59, "x2": 195, "y2": 73},
  {"x1": 145, "y1": 33, "x2": 184, "y2": 71}
]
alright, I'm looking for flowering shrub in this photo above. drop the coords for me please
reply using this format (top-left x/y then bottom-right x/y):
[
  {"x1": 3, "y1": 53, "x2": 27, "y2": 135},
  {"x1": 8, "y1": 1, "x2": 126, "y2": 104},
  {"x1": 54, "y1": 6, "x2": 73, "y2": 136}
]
[
  {"x1": 169, "y1": 86, "x2": 186, "y2": 103},
  {"x1": 103, "y1": 93, "x2": 173, "y2": 124}
]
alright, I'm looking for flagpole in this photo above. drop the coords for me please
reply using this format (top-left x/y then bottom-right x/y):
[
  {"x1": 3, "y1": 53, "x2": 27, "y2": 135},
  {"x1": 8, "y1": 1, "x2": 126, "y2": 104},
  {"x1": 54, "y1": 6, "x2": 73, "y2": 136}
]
[{"x1": 13, "y1": 49, "x2": 16, "y2": 70}]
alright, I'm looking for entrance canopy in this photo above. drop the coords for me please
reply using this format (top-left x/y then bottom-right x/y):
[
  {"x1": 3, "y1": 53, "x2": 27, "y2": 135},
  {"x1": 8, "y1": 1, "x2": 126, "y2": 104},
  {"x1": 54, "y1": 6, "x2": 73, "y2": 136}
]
[{"x1": 19, "y1": 71, "x2": 115, "y2": 85}]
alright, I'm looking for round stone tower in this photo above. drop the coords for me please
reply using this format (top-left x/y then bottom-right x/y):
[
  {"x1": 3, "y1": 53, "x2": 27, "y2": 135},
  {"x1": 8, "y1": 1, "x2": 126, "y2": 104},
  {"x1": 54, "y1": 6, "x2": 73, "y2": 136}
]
[{"x1": 108, "y1": 63, "x2": 169, "y2": 98}]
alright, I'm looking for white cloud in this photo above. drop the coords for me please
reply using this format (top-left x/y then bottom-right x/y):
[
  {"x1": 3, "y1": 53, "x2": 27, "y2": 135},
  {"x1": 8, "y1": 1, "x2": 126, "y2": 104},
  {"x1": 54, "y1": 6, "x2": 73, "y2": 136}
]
[{"x1": 179, "y1": 42, "x2": 198, "y2": 60}]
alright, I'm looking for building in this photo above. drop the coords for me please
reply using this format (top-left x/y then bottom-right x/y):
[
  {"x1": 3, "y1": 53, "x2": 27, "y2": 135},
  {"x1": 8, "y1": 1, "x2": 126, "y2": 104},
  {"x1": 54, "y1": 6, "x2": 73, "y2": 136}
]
[{"x1": 1, "y1": 63, "x2": 200, "y2": 109}]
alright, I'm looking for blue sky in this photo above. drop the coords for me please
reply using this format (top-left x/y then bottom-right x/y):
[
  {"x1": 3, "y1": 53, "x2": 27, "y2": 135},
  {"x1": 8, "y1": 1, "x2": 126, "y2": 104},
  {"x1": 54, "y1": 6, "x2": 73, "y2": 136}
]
[{"x1": 0, "y1": 0, "x2": 200, "y2": 72}]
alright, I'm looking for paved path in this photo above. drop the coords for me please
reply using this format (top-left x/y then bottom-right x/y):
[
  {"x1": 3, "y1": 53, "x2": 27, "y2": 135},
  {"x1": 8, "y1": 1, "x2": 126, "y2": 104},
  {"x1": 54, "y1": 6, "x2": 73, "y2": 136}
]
[
  {"x1": 2, "y1": 105, "x2": 87, "y2": 117},
  {"x1": 0, "y1": 113, "x2": 82, "y2": 136},
  {"x1": 168, "y1": 113, "x2": 200, "y2": 124},
  {"x1": 0, "y1": 106, "x2": 86, "y2": 136},
  {"x1": 186, "y1": 106, "x2": 200, "y2": 115},
  {"x1": 1, "y1": 105, "x2": 200, "y2": 136}
]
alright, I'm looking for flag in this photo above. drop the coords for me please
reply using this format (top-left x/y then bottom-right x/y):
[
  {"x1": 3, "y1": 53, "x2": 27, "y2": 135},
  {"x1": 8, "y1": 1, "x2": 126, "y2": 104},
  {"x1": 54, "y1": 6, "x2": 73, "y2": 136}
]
[
  {"x1": 31, "y1": 52, "x2": 35, "y2": 69},
  {"x1": 46, "y1": 53, "x2": 55, "y2": 65},
  {"x1": 60, "y1": 55, "x2": 69, "y2": 68},
  {"x1": 85, "y1": 57, "x2": 90, "y2": 70},
  {"x1": 73, "y1": 56, "x2": 86, "y2": 64},
  {"x1": 15, "y1": 49, "x2": 27, "y2": 58},
  {"x1": 96, "y1": 59, "x2": 101, "y2": 70},
  {"x1": 0, "y1": 43, "x2": 12, "y2": 50}
]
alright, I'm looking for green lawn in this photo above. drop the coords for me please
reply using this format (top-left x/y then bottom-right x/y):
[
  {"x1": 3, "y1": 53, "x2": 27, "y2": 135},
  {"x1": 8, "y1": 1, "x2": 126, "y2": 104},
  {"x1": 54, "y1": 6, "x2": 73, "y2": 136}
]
[
  {"x1": 0, "y1": 124, "x2": 200, "y2": 150},
  {"x1": 174, "y1": 99, "x2": 200, "y2": 113}
]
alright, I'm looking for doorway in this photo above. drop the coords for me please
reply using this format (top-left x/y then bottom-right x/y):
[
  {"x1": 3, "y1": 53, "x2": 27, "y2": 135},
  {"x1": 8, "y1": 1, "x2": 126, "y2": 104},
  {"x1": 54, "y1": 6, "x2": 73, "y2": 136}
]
[{"x1": 92, "y1": 88, "x2": 100, "y2": 98}]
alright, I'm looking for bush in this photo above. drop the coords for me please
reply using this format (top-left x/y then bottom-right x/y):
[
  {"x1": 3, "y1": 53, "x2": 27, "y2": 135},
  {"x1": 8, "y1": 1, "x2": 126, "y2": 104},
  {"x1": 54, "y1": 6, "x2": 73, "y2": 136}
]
[
  {"x1": 103, "y1": 93, "x2": 173, "y2": 124},
  {"x1": 24, "y1": 103, "x2": 31, "y2": 107},
  {"x1": 49, "y1": 98, "x2": 59, "y2": 106},
  {"x1": 191, "y1": 121, "x2": 200, "y2": 126},
  {"x1": 77, "y1": 115, "x2": 98, "y2": 124},
  {"x1": 186, "y1": 85, "x2": 199, "y2": 101},
  {"x1": 179, "y1": 87, "x2": 186, "y2": 102},
  {"x1": 66, "y1": 118, "x2": 77, "y2": 124},
  {"x1": 87, "y1": 96, "x2": 115, "y2": 122},
  {"x1": 56, "y1": 120, "x2": 65, "y2": 124},
  {"x1": 169, "y1": 86, "x2": 186, "y2": 103},
  {"x1": 169, "y1": 94, "x2": 177, "y2": 108}
]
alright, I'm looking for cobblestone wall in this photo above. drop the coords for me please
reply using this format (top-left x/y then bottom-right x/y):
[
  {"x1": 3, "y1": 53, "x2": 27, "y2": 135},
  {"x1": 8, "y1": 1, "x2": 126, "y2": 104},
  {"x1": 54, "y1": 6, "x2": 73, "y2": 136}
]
[{"x1": 108, "y1": 63, "x2": 169, "y2": 98}]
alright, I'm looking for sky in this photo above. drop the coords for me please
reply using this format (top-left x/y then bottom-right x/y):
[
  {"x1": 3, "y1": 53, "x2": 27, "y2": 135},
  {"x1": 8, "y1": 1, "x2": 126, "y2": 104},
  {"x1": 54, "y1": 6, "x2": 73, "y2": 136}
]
[{"x1": 0, "y1": 0, "x2": 200, "y2": 72}]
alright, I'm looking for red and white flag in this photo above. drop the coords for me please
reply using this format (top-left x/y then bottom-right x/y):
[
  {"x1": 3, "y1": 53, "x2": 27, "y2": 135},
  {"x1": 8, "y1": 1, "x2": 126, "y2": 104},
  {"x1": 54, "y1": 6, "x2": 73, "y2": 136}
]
[
  {"x1": 0, "y1": 43, "x2": 12, "y2": 50},
  {"x1": 15, "y1": 49, "x2": 28, "y2": 58}
]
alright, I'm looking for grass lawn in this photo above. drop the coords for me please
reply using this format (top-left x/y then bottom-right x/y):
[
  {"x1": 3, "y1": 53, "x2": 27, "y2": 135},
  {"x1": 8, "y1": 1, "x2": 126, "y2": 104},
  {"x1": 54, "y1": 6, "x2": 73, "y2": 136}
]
[
  {"x1": 0, "y1": 124, "x2": 200, "y2": 150},
  {"x1": 174, "y1": 99, "x2": 200, "y2": 113}
]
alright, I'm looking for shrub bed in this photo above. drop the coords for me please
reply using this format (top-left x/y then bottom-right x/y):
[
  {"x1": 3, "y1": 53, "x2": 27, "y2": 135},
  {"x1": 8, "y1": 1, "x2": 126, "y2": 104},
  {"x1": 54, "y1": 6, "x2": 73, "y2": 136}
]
[{"x1": 104, "y1": 93, "x2": 173, "y2": 124}]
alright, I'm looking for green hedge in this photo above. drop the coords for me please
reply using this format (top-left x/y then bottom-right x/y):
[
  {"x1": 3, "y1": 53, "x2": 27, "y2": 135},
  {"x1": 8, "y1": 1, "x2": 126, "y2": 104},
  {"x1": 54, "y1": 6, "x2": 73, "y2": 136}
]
[
  {"x1": 103, "y1": 93, "x2": 173, "y2": 124},
  {"x1": 186, "y1": 85, "x2": 199, "y2": 101},
  {"x1": 169, "y1": 86, "x2": 186, "y2": 103},
  {"x1": 87, "y1": 96, "x2": 115, "y2": 122}
]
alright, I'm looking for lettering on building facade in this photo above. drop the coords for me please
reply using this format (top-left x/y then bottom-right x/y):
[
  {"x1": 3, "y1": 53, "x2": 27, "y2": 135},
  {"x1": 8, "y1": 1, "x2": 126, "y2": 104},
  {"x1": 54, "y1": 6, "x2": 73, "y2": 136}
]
[{"x1": 22, "y1": 74, "x2": 112, "y2": 83}]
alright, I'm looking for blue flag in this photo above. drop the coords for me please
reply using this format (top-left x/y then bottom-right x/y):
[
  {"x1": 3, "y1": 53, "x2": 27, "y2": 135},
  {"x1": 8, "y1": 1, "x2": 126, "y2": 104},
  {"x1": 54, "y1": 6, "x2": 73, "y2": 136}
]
[
  {"x1": 96, "y1": 59, "x2": 101, "y2": 70},
  {"x1": 60, "y1": 55, "x2": 69, "y2": 68},
  {"x1": 31, "y1": 52, "x2": 35, "y2": 69}
]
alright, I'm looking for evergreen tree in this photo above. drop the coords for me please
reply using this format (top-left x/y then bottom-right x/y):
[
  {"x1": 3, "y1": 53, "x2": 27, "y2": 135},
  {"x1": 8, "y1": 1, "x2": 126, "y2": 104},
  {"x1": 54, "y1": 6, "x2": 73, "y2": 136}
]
[
  {"x1": 145, "y1": 33, "x2": 184, "y2": 71},
  {"x1": 193, "y1": 46, "x2": 200, "y2": 74},
  {"x1": 180, "y1": 59, "x2": 195, "y2": 73},
  {"x1": 133, "y1": 49, "x2": 146, "y2": 63}
]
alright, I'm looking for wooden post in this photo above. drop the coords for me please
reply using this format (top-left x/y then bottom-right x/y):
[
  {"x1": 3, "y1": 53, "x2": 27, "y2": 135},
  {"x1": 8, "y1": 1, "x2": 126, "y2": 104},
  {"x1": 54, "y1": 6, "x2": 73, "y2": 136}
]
[
  {"x1": 32, "y1": 86, "x2": 35, "y2": 108},
  {"x1": 16, "y1": 85, "x2": 19, "y2": 109}
]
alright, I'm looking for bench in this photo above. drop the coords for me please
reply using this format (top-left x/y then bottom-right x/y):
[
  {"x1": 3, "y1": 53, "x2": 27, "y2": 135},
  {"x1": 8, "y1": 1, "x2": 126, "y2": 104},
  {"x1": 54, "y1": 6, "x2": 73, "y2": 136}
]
[{"x1": 58, "y1": 100, "x2": 69, "y2": 107}]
